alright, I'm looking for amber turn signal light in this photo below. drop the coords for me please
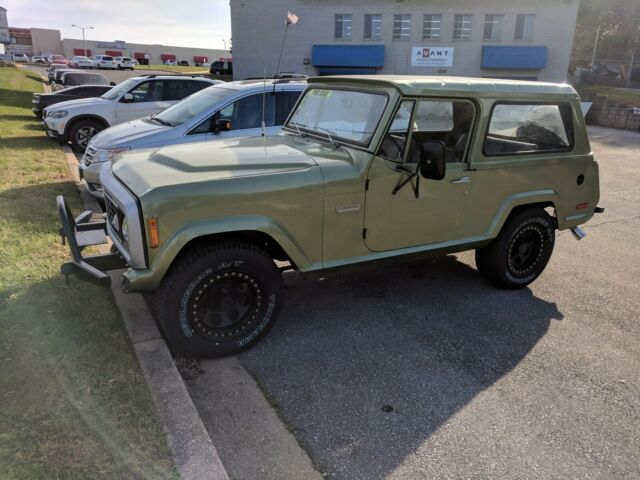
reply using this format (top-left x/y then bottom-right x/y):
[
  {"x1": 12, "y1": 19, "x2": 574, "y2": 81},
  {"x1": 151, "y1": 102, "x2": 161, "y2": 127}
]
[{"x1": 148, "y1": 216, "x2": 159, "y2": 248}]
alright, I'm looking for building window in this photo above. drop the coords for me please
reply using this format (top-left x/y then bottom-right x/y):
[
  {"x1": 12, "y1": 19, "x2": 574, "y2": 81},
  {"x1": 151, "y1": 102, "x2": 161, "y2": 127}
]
[
  {"x1": 393, "y1": 14, "x2": 412, "y2": 40},
  {"x1": 515, "y1": 14, "x2": 535, "y2": 40},
  {"x1": 364, "y1": 14, "x2": 382, "y2": 40},
  {"x1": 483, "y1": 14, "x2": 504, "y2": 41},
  {"x1": 422, "y1": 14, "x2": 442, "y2": 40},
  {"x1": 453, "y1": 14, "x2": 473, "y2": 40},
  {"x1": 334, "y1": 14, "x2": 353, "y2": 40}
]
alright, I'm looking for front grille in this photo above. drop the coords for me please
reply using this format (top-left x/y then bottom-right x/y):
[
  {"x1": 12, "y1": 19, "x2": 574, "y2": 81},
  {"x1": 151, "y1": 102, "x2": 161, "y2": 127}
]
[
  {"x1": 84, "y1": 145, "x2": 97, "y2": 164},
  {"x1": 104, "y1": 194, "x2": 126, "y2": 247}
]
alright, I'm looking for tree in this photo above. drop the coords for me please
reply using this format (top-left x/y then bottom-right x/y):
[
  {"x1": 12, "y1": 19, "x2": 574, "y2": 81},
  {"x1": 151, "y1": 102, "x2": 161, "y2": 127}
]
[{"x1": 571, "y1": 0, "x2": 640, "y2": 68}]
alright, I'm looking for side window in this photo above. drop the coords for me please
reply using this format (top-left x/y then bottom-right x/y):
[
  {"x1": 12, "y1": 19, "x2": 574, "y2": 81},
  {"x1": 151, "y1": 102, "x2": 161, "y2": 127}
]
[
  {"x1": 162, "y1": 80, "x2": 183, "y2": 101},
  {"x1": 406, "y1": 99, "x2": 475, "y2": 163},
  {"x1": 276, "y1": 90, "x2": 303, "y2": 125},
  {"x1": 217, "y1": 93, "x2": 276, "y2": 130},
  {"x1": 484, "y1": 103, "x2": 573, "y2": 155},
  {"x1": 378, "y1": 100, "x2": 415, "y2": 162},
  {"x1": 128, "y1": 81, "x2": 163, "y2": 102}
]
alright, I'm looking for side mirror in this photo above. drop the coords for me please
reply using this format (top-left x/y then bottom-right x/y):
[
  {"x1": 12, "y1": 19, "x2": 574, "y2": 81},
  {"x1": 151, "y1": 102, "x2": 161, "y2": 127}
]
[
  {"x1": 419, "y1": 141, "x2": 446, "y2": 180},
  {"x1": 214, "y1": 118, "x2": 232, "y2": 133},
  {"x1": 110, "y1": 81, "x2": 116, "y2": 86},
  {"x1": 122, "y1": 93, "x2": 134, "y2": 103}
]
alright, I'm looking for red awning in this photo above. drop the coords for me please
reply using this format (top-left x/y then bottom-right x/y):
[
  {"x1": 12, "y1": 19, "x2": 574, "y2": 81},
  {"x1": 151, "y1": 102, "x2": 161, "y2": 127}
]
[
  {"x1": 73, "y1": 48, "x2": 92, "y2": 56},
  {"x1": 134, "y1": 52, "x2": 146, "y2": 60},
  {"x1": 160, "y1": 54, "x2": 176, "y2": 61},
  {"x1": 193, "y1": 56, "x2": 207, "y2": 63},
  {"x1": 105, "y1": 50, "x2": 122, "y2": 57}
]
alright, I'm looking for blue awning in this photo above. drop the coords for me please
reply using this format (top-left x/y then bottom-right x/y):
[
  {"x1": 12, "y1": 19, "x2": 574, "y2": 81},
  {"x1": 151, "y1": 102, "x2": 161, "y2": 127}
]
[
  {"x1": 312, "y1": 45, "x2": 385, "y2": 68},
  {"x1": 481, "y1": 46, "x2": 547, "y2": 69}
]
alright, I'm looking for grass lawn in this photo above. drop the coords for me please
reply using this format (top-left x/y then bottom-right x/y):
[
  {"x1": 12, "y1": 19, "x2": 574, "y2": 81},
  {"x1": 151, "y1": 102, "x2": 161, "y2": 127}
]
[
  {"x1": 144, "y1": 64, "x2": 209, "y2": 73},
  {"x1": 0, "y1": 66, "x2": 177, "y2": 478}
]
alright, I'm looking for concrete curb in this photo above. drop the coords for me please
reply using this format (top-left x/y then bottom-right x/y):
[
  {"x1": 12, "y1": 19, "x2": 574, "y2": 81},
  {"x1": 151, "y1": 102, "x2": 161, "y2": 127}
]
[{"x1": 62, "y1": 147, "x2": 230, "y2": 480}]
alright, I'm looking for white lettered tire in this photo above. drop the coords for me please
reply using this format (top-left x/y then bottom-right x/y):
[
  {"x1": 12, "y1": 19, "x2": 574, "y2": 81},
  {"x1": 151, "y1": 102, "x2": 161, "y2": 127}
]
[{"x1": 156, "y1": 242, "x2": 284, "y2": 357}]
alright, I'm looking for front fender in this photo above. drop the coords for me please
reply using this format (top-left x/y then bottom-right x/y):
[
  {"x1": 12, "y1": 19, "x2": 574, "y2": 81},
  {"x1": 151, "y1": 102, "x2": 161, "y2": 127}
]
[{"x1": 123, "y1": 215, "x2": 312, "y2": 291}]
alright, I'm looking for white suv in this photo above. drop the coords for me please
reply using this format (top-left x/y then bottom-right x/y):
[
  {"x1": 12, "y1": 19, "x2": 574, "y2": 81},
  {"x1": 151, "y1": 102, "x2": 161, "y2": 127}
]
[
  {"x1": 92, "y1": 55, "x2": 117, "y2": 69},
  {"x1": 114, "y1": 56, "x2": 135, "y2": 70},
  {"x1": 42, "y1": 75, "x2": 222, "y2": 151}
]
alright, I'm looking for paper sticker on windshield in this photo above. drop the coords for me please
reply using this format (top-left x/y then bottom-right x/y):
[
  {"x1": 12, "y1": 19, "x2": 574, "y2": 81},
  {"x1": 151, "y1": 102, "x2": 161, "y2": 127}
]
[{"x1": 309, "y1": 89, "x2": 332, "y2": 98}]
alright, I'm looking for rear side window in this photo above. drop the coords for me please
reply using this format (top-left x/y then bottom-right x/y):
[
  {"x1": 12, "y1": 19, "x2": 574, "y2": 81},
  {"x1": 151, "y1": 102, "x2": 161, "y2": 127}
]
[
  {"x1": 103, "y1": 56, "x2": 113, "y2": 61},
  {"x1": 484, "y1": 103, "x2": 573, "y2": 156}
]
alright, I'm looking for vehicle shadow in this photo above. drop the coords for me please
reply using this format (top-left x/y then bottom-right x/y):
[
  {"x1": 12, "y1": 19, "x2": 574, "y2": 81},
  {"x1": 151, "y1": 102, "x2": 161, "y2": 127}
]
[
  {"x1": 240, "y1": 255, "x2": 563, "y2": 480},
  {"x1": 0, "y1": 88, "x2": 36, "y2": 109},
  {"x1": 0, "y1": 114, "x2": 39, "y2": 122}
]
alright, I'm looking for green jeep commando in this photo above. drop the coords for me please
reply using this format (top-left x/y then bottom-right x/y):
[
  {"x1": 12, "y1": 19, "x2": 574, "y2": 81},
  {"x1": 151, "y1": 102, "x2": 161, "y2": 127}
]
[{"x1": 57, "y1": 75, "x2": 603, "y2": 357}]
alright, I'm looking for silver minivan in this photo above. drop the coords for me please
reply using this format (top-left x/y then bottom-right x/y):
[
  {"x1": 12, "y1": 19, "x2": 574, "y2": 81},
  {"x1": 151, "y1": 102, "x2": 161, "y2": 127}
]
[{"x1": 80, "y1": 79, "x2": 306, "y2": 198}]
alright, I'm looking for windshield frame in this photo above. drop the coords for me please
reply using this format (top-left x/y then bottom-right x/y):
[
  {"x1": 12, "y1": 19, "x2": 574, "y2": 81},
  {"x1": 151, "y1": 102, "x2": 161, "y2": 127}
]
[{"x1": 283, "y1": 86, "x2": 389, "y2": 149}]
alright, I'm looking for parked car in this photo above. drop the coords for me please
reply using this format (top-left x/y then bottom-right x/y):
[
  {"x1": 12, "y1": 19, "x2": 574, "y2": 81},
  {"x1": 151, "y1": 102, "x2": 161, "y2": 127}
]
[
  {"x1": 47, "y1": 63, "x2": 68, "y2": 83},
  {"x1": 56, "y1": 75, "x2": 604, "y2": 358},
  {"x1": 42, "y1": 75, "x2": 222, "y2": 151},
  {"x1": 163, "y1": 59, "x2": 177, "y2": 66},
  {"x1": 31, "y1": 55, "x2": 47, "y2": 64},
  {"x1": 11, "y1": 53, "x2": 29, "y2": 63},
  {"x1": 80, "y1": 78, "x2": 306, "y2": 198},
  {"x1": 114, "y1": 56, "x2": 135, "y2": 70},
  {"x1": 52, "y1": 71, "x2": 113, "y2": 92},
  {"x1": 178, "y1": 60, "x2": 189, "y2": 67},
  {"x1": 51, "y1": 68, "x2": 81, "y2": 88},
  {"x1": 69, "y1": 56, "x2": 94, "y2": 68},
  {"x1": 92, "y1": 55, "x2": 117, "y2": 69},
  {"x1": 210, "y1": 60, "x2": 232, "y2": 75},
  {"x1": 47, "y1": 55, "x2": 69, "y2": 66},
  {"x1": 32, "y1": 85, "x2": 113, "y2": 119}
]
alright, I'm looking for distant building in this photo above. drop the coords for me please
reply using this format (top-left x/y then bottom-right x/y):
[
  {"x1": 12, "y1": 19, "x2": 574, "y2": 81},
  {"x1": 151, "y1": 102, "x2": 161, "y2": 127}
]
[
  {"x1": 231, "y1": 0, "x2": 579, "y2": 82},
  {"x1": 1, "y1": 18, "x2": 227, "y2": 65}
]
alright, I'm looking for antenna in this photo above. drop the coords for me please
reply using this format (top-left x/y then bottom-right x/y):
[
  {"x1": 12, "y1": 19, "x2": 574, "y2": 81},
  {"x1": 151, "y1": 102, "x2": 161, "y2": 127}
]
[{"x1": 261, "y1": 67, "x2": 267, "y2": 137}]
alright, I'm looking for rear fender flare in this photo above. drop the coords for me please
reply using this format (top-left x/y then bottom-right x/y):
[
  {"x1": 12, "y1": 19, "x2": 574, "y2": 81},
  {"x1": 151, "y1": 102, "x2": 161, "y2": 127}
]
[{"x1": 486, "y1": 190, "x2": 559, "y2": 238}]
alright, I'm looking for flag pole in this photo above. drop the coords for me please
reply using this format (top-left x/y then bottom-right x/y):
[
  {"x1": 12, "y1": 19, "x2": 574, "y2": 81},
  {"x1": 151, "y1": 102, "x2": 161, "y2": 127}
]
[{"x1": 272, "y1": 21, "x2": 290, "y2": 94}]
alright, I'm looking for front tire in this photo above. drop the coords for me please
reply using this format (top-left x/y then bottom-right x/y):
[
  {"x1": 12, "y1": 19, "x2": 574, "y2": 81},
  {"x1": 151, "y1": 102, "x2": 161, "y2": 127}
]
[
  {"x1": 475, "y1": 207, "x2": 555, "y2": 289},
  {"x1": 156, "y1": 242, "x2": 284, "y2": 358},
  {"x1": 68, "y1": 119, "x2": 104, "y2": 153}
]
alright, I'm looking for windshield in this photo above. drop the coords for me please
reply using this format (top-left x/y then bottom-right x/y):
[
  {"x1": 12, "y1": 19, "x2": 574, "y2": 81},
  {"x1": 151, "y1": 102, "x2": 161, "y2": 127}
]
[
  {"x1": 154, "y1": 85, "x2": 236, "y2": 126},
  {"x1": 101, "y1": 78, "x2": 137, "y2": 100},
  {"x1": 287, "y1": 88, "x2": 387, "y2": 146}
]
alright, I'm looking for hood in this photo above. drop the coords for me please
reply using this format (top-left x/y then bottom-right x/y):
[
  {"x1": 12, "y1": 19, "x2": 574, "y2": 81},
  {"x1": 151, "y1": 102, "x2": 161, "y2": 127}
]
[
  {"x1": 112, "y1": 135, "x2": 318, "y2": 197},
  {"x1": 46, "y1": 96, "x2": 110, "y2": 112},
  {"x1": 91, "y1": 119, "x2": 169, "y2": 149}
]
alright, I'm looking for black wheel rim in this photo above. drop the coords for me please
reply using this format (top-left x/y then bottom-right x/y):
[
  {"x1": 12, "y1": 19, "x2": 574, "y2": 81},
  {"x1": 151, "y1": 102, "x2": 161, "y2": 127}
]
[
  {"x1": 188, "y1": 270, "x2": 264, "y2": 339},
  {"x1": 76, "y1": 126, "x2": 98, "y2": 149},
  {"x1": 508, "y1": 227, "x2": 544, "y2": 276}
]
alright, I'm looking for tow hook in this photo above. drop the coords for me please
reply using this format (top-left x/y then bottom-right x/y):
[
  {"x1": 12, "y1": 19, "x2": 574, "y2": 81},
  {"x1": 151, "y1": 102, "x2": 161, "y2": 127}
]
[{"x1": 570, "y1": 226, "x2": 587, "y2": 241}]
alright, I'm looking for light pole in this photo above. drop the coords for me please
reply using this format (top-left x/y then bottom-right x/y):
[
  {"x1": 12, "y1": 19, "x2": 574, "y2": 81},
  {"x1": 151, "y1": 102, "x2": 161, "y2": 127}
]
[
  {"x1": 222, "y1": 39, "x2": 228, "y2": 69},
  {"x1": 71, "y1": 24, "x2": 94, "y2": 57},
  {"x1": 589, "y1": 24, "x2": 601, "y2": 69}
]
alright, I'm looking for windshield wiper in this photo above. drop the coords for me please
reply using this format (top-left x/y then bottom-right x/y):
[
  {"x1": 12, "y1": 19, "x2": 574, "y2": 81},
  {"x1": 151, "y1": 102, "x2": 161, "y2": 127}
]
[
  {"x1": 314, "y1": 127, "x2": 342, "y2": 149},
  {"x1": 288, "y1": 121, "x2": 305, "y2": 137},
  {"x1": 150, "y1": 116, "x2": 173, "y2": 127}
]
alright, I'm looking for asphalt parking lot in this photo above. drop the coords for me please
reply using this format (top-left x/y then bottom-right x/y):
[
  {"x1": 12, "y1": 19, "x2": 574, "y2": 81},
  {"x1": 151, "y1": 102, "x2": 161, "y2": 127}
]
[
  {"x1": 25, "y1": 64, "x2": 172, "y2": 84},
  {"x1": 190, "y1": 126, "x2": 639, "y2": 479}
]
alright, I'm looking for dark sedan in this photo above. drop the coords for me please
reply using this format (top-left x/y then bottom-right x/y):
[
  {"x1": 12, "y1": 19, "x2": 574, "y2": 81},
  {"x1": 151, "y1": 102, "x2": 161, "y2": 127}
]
[{"x1": 32, "y1": 85, "x2": 113, "y2": 119}]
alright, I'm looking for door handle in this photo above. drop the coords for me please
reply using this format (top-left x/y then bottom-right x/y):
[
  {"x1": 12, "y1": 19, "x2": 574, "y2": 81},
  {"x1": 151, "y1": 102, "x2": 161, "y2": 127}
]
[{"x1": 451, "y1": 176, "x2": 471, "y2": 184}]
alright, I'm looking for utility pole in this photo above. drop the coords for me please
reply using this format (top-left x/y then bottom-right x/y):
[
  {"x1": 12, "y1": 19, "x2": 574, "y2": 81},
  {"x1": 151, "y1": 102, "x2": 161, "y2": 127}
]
[
  {"x1": 590, "y1": 24, "x2": 601, "y2": 69},
  {"x1": 71, "y1": 24, "x2": 94, "y2": 57},
  {"x1": 627, "y1": 47, "x2": 637, "y2": 88},
  {"x1": 222, "y1": 38, "x2": 228, "y2": 69}
]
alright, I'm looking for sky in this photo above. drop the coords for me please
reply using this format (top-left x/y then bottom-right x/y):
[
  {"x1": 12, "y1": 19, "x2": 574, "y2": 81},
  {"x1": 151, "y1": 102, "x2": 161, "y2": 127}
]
[{"x1": 2, "y1": 0, "x2": 232, "y2": 49}]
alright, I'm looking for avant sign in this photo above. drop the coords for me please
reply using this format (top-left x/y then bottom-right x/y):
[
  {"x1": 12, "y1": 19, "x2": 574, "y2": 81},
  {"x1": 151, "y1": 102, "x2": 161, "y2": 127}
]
[{"x1": 411, "y1": 47, "x2": 454, "y2": 67}]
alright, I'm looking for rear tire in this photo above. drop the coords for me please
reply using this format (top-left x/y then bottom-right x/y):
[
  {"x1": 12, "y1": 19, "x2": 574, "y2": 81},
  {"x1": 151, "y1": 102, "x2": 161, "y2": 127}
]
[
  {"x1": 475, "y1": 207, "x2": 555, "y2": 289},
  {"x1": 156, "y1": 241, "x2": 284, "y2": 358}
]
